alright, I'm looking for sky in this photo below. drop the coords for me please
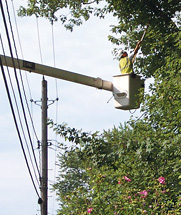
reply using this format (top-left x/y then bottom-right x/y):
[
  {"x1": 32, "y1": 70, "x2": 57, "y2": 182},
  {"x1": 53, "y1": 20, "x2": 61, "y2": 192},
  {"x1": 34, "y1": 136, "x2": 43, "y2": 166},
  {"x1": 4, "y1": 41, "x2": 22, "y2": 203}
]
[{"x1": 0, "y1": 1, "x2": 153, "y2": 215}]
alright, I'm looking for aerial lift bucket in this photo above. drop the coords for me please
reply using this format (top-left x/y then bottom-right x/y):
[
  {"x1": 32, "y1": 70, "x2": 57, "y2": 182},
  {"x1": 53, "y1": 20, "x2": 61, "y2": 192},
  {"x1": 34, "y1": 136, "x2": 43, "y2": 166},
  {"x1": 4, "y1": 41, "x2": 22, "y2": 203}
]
[{"x1": 113, "y1": 73, "x2": 145, "y2": 110}]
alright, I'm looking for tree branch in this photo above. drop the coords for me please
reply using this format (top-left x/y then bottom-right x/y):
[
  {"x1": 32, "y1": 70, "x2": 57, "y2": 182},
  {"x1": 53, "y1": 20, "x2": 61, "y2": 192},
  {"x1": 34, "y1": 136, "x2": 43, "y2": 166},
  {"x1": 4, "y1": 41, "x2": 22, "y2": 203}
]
[{"x1": 83, "y1": 0, "x2": 97, "y2": 5}]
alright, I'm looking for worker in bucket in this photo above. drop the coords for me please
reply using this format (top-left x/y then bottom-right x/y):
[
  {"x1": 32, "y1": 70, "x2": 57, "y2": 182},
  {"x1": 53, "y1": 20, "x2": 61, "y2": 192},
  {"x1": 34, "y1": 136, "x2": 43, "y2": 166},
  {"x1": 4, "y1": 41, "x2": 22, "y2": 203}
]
[{"x1": 119, "y1": 40, "x2": 142, "y2": 74}]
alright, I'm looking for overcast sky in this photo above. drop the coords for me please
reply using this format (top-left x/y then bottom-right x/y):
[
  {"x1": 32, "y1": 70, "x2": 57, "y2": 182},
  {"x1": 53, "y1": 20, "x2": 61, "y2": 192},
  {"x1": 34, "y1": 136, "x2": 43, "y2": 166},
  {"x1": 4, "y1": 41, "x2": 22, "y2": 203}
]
[{"x1": 0, "y1": 1, "x2": 153, "y2": 214}]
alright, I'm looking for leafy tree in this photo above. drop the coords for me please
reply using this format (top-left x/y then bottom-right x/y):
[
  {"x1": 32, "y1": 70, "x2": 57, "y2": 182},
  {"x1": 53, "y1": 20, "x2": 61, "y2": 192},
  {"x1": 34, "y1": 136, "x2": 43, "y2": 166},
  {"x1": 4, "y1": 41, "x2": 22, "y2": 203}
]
[
  {"x1": 19, "y1": 0, "x2": 181, "y2": 214},
  {"x1": 18, "y1": 0, "x2": 180, "y2": 77},
  {"x1": 48, "y1": 119, "x2": 180, "y2": 214}
]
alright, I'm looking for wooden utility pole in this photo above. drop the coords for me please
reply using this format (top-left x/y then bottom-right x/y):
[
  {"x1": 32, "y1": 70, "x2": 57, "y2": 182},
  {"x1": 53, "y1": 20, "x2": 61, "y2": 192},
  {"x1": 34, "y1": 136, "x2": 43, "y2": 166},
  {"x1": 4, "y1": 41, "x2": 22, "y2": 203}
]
[{"x1": 41, "y1": 77, "x2": 48, "y2": 215}]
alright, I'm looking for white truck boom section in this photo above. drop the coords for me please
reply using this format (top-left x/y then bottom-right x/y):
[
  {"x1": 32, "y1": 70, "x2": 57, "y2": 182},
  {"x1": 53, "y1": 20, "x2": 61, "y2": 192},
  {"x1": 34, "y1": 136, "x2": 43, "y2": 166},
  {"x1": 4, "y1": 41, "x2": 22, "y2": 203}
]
[{"x1": 0, "y1": 54, "x2": 113, "y2": 92}]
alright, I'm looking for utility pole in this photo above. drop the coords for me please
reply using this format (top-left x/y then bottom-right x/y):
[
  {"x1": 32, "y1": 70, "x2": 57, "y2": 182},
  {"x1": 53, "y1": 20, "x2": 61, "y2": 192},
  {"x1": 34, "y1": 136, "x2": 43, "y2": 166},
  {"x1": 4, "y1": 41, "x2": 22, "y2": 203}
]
[{"x1": 41, "y1": 77, "x2": 48, "y2": 215}]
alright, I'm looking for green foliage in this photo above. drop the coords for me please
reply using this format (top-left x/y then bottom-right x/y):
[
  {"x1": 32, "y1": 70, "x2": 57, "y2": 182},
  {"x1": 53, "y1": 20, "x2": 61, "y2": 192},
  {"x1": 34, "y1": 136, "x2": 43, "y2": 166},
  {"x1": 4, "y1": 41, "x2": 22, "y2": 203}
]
[
  {"x1": 142, "y1": 32, "x2": 181, "y2": 135},
  {"x1": 49, "y1": 120, "x2": 180, "y2": 214},
  {"x1": 19, "y1": 0, "x2": 180, "y2": 78},
  {"x1": 18, "y1": 0, "x2": 104, "y2": 30}
]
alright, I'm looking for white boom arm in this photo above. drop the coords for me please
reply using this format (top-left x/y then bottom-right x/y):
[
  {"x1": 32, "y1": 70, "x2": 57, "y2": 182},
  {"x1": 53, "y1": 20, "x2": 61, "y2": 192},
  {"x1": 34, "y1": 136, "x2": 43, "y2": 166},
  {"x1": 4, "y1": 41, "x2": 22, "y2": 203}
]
[
  {"x1": 0, "y1": 54, "x2": 113, "y2": 92},
  {"x1": 0, "y1": 54, "x2": 144, "y2": 110}
]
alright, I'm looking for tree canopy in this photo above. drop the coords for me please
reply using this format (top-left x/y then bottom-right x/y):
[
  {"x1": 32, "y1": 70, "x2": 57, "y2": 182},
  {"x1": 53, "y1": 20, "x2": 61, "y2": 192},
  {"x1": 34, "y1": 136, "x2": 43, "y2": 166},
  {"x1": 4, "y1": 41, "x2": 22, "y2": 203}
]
[
  {"x1": 48, "y1": 116, "x2": 180, "y2": 214},
  {"x1": 19, "y1": 0, "x2": 180, "y2": 77}
]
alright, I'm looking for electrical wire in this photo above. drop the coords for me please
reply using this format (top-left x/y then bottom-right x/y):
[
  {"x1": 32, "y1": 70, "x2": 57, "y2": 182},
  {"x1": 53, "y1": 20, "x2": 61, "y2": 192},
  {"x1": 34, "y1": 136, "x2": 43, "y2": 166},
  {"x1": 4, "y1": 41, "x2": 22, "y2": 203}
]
[
  {"x1": 11, "y1": 0, "x2": 33, "y2": 100},
  {"x1": 51, "y1": 21, "x2": 59, "y2": 100},
  {"x1": 0, "y1": 33, "x2": 39, "y2": 185},
  {"x1": 10, "y1": 7, "x2": 42, "y2": 212},
  {"x1": 51, "y1": 20, "x2": 59, "y2": 215},
  {"x1": 0, "y1": 59, "x2": 40, "y2": 198},
  {"x1": 0, "y1": 0, "x2": 40, "y2": 197},
  {"x1": 11, "y1": 0, "x2": 24, "y2": 59},
  {"x1": 51, "y1": 21, "x2": 56, "y2": 68},
  {"x1": 36, "y1": 16, "x2": 43, "y2": 64},
  {"x1": 51, "y1": 20, "x2": 59, "y2": 130},
  {"x1": 0, "y1": 46, "x2": 40, "y2": 198},
  {"x1": 5, "y1": 0, "x2": 41, "y2": 177}
]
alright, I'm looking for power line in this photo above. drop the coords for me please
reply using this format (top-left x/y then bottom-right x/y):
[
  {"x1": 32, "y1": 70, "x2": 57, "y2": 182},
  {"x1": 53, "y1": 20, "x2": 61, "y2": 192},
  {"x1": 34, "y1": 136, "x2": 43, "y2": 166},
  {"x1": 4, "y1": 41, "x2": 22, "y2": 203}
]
[
  {"x1": 7, "y1": 0, "x2": 38, "y2": 140},
  {"x1": 0, "y1": 45, "x2": 40, "y2": 198},
  {"x1": 0, "y1": 56, "x2": 40, "y2": 198},
  {"x1": 0, "y1": 33, "x2": 40, "y2": 185},
  {"x1": 0, "y1": 0, "x2": 40, "y2": 197},
  {"x1": 5, "y1": 0, "x2": 41, "y2": 177},
  {"x1": 11, "y1": 0, "x2": 33, "y2": 100},
  {"x1": 51, "y1": 20, "x2": 59, "y2": 215},
  {"x1": 11, "y1": 0, "x2": 24, "y2": 59},
  {"x1": 36, "y1": 16, "x2": 43, "y2": 64},
  {"x1": 51, "y1": 21, "x2": 56, "y2": 68}
]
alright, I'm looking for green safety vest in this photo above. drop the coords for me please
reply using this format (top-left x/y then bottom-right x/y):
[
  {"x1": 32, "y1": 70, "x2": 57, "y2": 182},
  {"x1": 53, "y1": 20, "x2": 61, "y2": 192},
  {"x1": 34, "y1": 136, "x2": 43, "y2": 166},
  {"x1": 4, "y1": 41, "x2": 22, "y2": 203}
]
[{"x1": 119, "y1": 56, "x2": 133, "y2": 74}]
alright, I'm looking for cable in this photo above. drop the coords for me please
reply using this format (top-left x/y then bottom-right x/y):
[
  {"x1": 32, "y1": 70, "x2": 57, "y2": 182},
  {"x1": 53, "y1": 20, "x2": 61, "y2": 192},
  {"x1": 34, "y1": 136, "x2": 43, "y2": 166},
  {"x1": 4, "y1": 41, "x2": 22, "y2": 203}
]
[
  {"x1": 0, "y1": 50, "x2": 40, "y2": 198},
  {"x1": 5, "y1": 0, "x2": 41, "y2": 177},
  {"x1": 11, "y1": 0, "x2": 33, "y2": 100},
  {"x1": 51, "y1": 21, "x2": 59, "y2": 100},
  {"x1": 0, "y1": 57, "x2": 40, "y2": 198},
  {"x1": 51, "y1": 21, "x2": 56, "y2": 67},
  {"x1": 36, "y1": 16, "x2": 43, "y2": 64},
  {"x1": 0, "y1": 12, "x2": 40, "y2": 188},
  {"x1": 51, "y1": 20, "x2": 59, "y2": 215},
  {"x1": 11, "y1": 2, "x2": 42, "y2": 196},
  {"x1": 0, "y1": 33, "x2": 40, "y2": 185},
  {"x1": 11, "y1": 0, "x2": 24, "y2": 59},
  {"x1": 7, "y1": 0, "x2": 38, "y2": 140},
  {"x1": 0, "y1": 0, "x2": 40, "y2": 197},
  {"x1": 129, "y1": 109, "x2": 137, "y2": 114},
  {"x1": 51, "y1": 21, "x2": 59, "y2": 125}
]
